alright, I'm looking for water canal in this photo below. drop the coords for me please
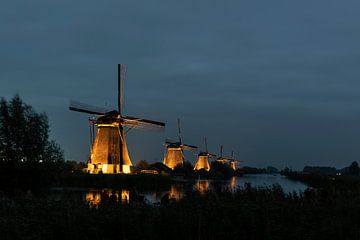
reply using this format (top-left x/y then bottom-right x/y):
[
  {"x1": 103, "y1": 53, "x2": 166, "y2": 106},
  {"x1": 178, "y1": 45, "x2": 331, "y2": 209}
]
[{"x1": 53, "y1": 174, "x2": 308, "y2": 206}]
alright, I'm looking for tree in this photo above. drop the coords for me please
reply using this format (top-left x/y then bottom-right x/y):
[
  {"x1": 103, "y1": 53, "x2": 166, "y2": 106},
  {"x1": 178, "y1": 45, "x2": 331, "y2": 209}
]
[
  {"x1": 0, "y1": 94, "x2": 64, "y2": 164},
  {"x1": 136, "y1": 160, "x2": 149, "y2": 171},
  {"x1": 43, "y1": 140, "x2": 64, "y2": 163},
  {"x1": 210, "y1": 161, "x2": 234, "y2": 179},
  {"x1": 0, "y1": 98, "x2": 12, "y2": 162},
  {"x1": 173, "y1": 161, "x2": 194, "y2": 176},
  {"x1": 349, "y1": 161, "x2": 359, "y2": 176}
]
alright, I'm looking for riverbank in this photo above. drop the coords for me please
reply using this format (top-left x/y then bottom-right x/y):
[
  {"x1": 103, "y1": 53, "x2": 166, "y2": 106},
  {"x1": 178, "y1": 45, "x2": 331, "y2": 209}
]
[
  {"x1": 284, "y1": 171, "x2": 360, "y2": 188},
  {"x1": 1, "y1": 183, "x2": 359, "y2": 240}
]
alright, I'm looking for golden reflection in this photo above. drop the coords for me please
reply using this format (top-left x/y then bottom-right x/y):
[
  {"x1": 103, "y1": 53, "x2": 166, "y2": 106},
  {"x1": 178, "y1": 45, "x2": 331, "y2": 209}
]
[
  {"x1": 230, "y1": 176, "x2": 236, "y2": 191},
  {"x1": 121, "y1": 190, "x2": 130, "y2": 203},
  {"x1": 86, "y1": 191, "x2": 102, "y2": 206},
  {"x1": 169, "y1": 185, "x2": 183, "y2": 201},
  {"x1": 86, "y1": 189, "x2": 130, "y2": 206},
  {"x1": 196, "y1": 180, "x2": 210, "y2": 194}
]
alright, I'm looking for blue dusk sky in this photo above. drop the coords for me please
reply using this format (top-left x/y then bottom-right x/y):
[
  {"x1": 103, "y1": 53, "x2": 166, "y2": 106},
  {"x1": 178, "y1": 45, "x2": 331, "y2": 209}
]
[{"x1": 1, "y1": 0, "x2": 360, "y2": 169}]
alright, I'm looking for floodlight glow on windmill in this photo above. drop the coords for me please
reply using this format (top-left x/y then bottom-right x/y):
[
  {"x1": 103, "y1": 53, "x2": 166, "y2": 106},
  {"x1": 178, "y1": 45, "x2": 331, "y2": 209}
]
[{"x1": 69, "y1": 64, "x2": 165, "y2": 174}]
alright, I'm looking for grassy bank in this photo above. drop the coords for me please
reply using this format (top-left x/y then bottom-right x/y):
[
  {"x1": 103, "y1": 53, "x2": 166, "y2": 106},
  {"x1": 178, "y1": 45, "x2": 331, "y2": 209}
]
[
  {"x1": 0, "y1": 162, "x2": 171, "y2": 192},
  {"x1": 2, "y1": 183, "x2": 360, "y2": 240}
]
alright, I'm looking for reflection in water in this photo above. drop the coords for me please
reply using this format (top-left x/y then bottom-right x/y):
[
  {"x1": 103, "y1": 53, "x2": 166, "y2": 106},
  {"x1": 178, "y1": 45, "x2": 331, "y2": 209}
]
[
  {"x1": 86, "y1": 189, "x2": 130, "y2": 206},
  {"x1": 239, "y1": 174, "x2": 308, "y2": 193},
  {"x1": 159, "y1": 185, "x2": 187, "y2": 204},
  {"x1": 144, "y1": 192, "x2": 164, "y2": 204},
  {"x1": 230, "y1": 176, "x2": 236, "y2": 191},
  {"x1": 169, "y1": 185, "x2": 183, "y2": 201},
  {"x1": 197, "y1": 175, "x2": 308, "y2": 196},
  {"x1": 86, "y1": 191, "x2": 102, "y2": 206},
  {"x1": 196, "y1": 180, "x2": 210, "y2": 194},
  {"x1": 121, "y1": 190, "x2": 130, "y2": 203},
  {"x1": 82, "y1": 175, "x2": 308, "y2": 205}
]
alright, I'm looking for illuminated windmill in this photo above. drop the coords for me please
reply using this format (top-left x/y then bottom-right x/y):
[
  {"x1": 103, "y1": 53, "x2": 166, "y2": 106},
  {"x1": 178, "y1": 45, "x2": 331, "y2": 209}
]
[
  {"x1": 194, "y1": 137, "x2": 216, "y2": 171},
  {"x1": 229, "y1": 151, "x2": 241, "y2": 170},
  {"x1": 163, "y1": 119, "x2": 197, "y2": 169},
  {"x1": 69, "y1": 64, "x2": 165, "y2": 174},
  {"x1": 216, "y1": 146, "x2": 241, "y2": 170}
]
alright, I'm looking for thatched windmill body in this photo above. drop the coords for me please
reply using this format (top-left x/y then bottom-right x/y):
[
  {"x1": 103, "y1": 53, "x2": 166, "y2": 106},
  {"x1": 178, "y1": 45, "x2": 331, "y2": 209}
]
[
  {"x1": 70, "y1": 64, "x2": 165, "y2": 174},
  {"x1": 163, "y1": 119, "x2": 197, "y2": 169},
  {"x1": 194, "y1": 137, "x2": 216, "y2": 171}
]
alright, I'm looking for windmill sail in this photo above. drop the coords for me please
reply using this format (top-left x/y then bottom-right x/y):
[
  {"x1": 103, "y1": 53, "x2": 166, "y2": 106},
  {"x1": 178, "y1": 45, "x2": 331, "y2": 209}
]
[
  {"x1": 118, "y1": 64, "x2": 126, "y2": 115},
  {"x1": 69, "y1": 100, "x2": 108, "y2": 115},
  {"x1": 123, "y1": 116, "x2": 165, "y2": 129}
]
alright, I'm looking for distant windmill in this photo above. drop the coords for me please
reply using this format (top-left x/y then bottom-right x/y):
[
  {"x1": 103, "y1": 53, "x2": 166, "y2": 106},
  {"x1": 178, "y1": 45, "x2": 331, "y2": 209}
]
[
  {"x1": 194, "y1": 137, "x2": 216, "y2": 171},
  {"x1": 163, "y1": 119, "x2": 197, "y2": 169},
  {"x1": 216, "y1": 145, "x2": 226, "y2": 163},
  {"x1": 69, "y1": 64, "x2": 165, "y2": 174},
  {"x1": 216, "y1": 146, "x2": 241, "y2": 170},
  {"x1": 229, "y1": 151, "x2": 241, "y2": 170}
]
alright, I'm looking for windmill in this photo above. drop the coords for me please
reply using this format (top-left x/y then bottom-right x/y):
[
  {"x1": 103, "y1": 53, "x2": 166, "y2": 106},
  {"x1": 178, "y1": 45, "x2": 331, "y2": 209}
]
[
  {"x1": 216, "y1": 145, "x2": 226, "y2": 163},
  {"x1": 69, "y1": 64, "x2": 165, "y2": 174},
  {"x1": 216, "y1": 146, "x2": 241, "y2": 170},
  {"x1": 194, "y1": 137, "x2": 216, "y2": 171},
  {"x1": 229, "y1": 151, "x2": 241, "y2": 171},
  {"x1": 163, "y1": 119, "x2": 197, "y2": 169}
]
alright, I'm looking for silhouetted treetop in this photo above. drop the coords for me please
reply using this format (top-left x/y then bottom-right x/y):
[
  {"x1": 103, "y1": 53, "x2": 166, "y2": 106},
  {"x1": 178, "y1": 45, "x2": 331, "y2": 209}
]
[
  {"x1": 0, "y1": 94, "x2": 64, "y2": 163},
  {"x1": 349, "y1": 161, "x2": 359, "y2": 176}
]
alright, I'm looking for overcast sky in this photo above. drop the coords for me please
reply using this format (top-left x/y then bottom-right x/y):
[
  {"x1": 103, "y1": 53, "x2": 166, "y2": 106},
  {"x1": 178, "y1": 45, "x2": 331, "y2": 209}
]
[{"x1": 1, "y1": 0, "x2": 360, "y2": 169}]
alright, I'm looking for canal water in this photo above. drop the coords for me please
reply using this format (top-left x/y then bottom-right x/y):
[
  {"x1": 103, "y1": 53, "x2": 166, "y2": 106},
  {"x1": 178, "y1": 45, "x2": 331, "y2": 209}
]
[{"x1": 81, "y1": 174, "x2": 308, "y2": 206}]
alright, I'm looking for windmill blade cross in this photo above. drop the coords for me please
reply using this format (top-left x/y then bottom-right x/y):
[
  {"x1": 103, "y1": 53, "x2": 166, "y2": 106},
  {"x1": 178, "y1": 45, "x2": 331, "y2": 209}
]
[
  {"x1": 69, "y1": 100, "x2": 109, "y2": 115},
  {"x1": 223, "y1": 158, "x2": 241, "y2": 162},
  {"x1": 177, "y1": 118, "x2": 182, "y2": 143},
  {"x1": 205, "y1": 137, "x2": 208, "y2": 153},
  {"x1": 165, "y1": 138, "x2": 178, "y2": 144},
  {"x1": 118, "y1": 64, "x2": 126, "y2": 116},
  {"x1": 123, "y1": 116, "x2": 165, "y2": 129},
  {"x1": 230, "y1": 159, "x2": 242, "y2": 163},
  {"x1": 208, "y1": 153, "x2": 217, "y2": 157},
  {"x1": 182, "y1": 143, "x2": 198, "y2": 150}
]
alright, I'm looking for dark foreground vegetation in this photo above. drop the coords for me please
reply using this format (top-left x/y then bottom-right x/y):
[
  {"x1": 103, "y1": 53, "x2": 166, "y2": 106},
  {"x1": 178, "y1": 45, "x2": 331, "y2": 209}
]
[{"x1": 2, "y1": 182, "x2": 360, "y2": 240}]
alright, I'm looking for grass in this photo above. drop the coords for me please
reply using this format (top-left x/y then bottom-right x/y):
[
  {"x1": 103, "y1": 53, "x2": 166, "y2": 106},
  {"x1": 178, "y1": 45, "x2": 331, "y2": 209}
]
[{"x1": 1, "y1": 182, "x2": 360, "y2": 240}]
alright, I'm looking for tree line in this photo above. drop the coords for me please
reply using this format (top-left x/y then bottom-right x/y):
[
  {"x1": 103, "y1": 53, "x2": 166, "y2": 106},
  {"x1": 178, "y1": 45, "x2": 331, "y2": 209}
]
[
  {"x1": 0, "y1": 94, "x2": 66, "y2": 190},
  {"x1": 0, "y1": 94, "x2": 64, "y2": 164}
]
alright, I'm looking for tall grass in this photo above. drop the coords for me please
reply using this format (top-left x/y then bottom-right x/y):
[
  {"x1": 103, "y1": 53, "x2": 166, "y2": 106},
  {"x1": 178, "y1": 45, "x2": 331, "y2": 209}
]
[{"x1": 1, "y1": 183, "x2": 360, "y2": 240}]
